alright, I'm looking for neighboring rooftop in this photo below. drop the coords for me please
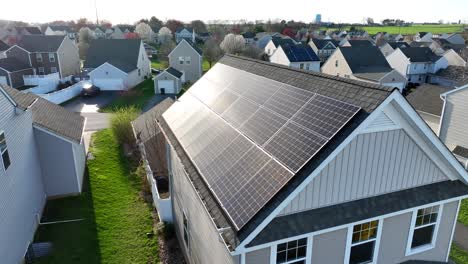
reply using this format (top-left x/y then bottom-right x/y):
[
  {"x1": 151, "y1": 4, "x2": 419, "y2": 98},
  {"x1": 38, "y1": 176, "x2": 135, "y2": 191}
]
[
  {"x1": 242, "y1": 32, "x2": 256, "y2": 39},
  {"x1": 165, "y1": 67, "x2": 183, "y2": 78},
  {"x1": 310, "y1": 38, "x2": 340, "y2": 49},
  {"x1": 15, "y1": 26, "x2": 42, "y2": 35},
  {"x1": 16, "y1": 35, "x2": 65, "y2": 52},
  {"x1": 271, "y1": 36, "x2": 296, "y2": 47},
  {"x1": 280, "y1": 43, "x2": 320, "y2": 62},
  {"x1": 179, "y1": 39, "x2": 203, "y2": 55},
  {"x1": 0, "y1": 57, "x2": 31, "y2": 72},
  {"x1": 406, "y1": 84, "x2": 453, "y2": 116},
  {"x1": 435, "y1": 66, "x2": 468, "y2": 86},
  {"x1": 340, "y1": 46, "x2": 393, "y2": 79},
  {"x1": 48, "y1": 25, "x2": 74, "y2": 32},
  {"x1": 347, "y1": 39, "x2": 375, "y2": 47},
  {"x1": 0, "y1": 40, "x2": 9, "y2": 51},
  {"x1": 400, "y1": 47, "x2": 441, "y2": 62},
  {"x1": 84, "y1": 39, "x2": 142, "y2": 72},
  {"x1": 0, "y1": 84, "x2": 85, "y2": 143},
  {"x1": 388, "y1": 41, "x2": 410, "y2": 49}
]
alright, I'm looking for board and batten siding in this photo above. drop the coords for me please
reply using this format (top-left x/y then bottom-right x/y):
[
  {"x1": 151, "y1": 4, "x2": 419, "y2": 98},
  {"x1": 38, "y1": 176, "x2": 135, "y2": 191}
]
[
  {"x1": 278, "y1": 129, "x2": 449, "y2": 216},
  {"x1": 0, "y1": 94, "x2": 46, "y2": 263},
  {"x1": 439, "y1": 89, "x2": 468, "y2": 149},
  {"x1": 169, "y1": 147, "x2": 239, "y2": 264}
]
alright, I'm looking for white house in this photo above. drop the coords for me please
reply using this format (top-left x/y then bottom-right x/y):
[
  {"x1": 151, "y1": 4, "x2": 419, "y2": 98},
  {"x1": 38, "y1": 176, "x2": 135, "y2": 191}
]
[
  {"x1": 269, "y1": 43, "x2": 321, "y2": 72},
  {"x1": 0, "y1": 84, "x2": 86, "y2": 263},
  {"x1": 414, "y1": 32, "x2": 433, "y2": 42},
  {"x1": 84, "y1": 39, "x2": 151, "y2": 90},
  {"x1": 175, "y1": 28, "x2": 196, "y2": 44},
  {"x1": 264, "y1": 36, "x2": 296, "y2": 56},
  {"x1": 322, "y1": 46, "x2": 407, "y2": 91},
  {"x1": 153, "y1": 67, "x2": 184, "y2": 94},
  {"x1": 308, "y1": 38, "x2": 340, "y2": 62},
  {"x1": 44, "y1": 25, "x2": 77, "y2": 42}
]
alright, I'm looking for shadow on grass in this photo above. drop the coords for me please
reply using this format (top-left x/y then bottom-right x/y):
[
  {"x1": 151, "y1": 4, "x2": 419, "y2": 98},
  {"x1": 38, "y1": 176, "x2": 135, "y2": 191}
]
[{"x1": 33, "y1": 167, "x2": 102, "y2": 264}]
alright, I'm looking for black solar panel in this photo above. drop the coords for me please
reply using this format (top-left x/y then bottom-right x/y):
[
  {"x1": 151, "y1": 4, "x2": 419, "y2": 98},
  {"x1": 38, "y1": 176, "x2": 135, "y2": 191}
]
[{"x1": 163, "y1": 63, "x2": 361, "y2": 230}]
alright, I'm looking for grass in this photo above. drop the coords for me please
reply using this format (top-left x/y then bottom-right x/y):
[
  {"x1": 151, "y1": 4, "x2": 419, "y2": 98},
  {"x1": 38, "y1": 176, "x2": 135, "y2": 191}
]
[
  {"x1": 451, "y1": 244, "x2": 468, "y2": 264},
  {"x1": 459, "y1": 199, "x2": 468, "y2": 226},
  {"x1": 100, "y1": 79, "x2": 154, "y2": 113},
  {"x1": 203, "y1": 58, "x2": 211, "y2": 72},
  {"x1": 34, "y1": 129, "x2": 157, "y2": 263},
  {"x1": 151, "y1": 58, "x2": 168, "y2": 70},
  {"x1": 321, "y1": 24, "x2": 465, "y2": 35}
]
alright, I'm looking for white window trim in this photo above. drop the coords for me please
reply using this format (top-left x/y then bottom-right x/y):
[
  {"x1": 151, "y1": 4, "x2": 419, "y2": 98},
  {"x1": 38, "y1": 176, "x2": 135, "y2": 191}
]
[
  {"x1": 0, "y1": 131, "x2": 9, "y2": 172},
  {"x1": 182, "y1": 209, "x2": 190, "y2": 252},
  {"x1": 344, "y1": 219, "x2": 383, "y2": 264},
  {"x1": 270, "y1": 235, "x2": 313, "y2": 264},
  {"x1": 36, "y1": 53, "x2": 43, "y2": 62},
  {"x1": 48, "y1": 53, "x2": 55, "y2": 62},
  {"x1": 405, "y1": 204, "x2": 444, "y2": 256}
]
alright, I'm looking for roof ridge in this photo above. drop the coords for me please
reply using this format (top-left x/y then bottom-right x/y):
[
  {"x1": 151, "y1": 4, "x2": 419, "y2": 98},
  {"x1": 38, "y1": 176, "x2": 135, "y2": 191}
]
[{"x1": 222, "y1": 54, "x2": 394, "y2": 93}]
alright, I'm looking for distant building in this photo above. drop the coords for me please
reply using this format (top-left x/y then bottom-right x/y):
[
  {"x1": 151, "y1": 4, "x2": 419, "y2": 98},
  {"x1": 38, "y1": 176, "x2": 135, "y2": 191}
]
[{"x1": 315, "y1": 14, "x2": 322, "y2": 24}]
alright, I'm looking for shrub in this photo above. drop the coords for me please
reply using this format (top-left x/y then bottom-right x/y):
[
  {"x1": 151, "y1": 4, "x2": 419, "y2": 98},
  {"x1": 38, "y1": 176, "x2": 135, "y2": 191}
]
[{"x1": 110, "y1": 106, "x2": 139, "y2": 146}]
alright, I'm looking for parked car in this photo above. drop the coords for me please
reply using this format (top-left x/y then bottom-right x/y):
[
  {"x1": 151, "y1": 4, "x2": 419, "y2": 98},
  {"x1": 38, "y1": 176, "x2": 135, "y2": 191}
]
[
  {"x1": 80, "y1": 82, "x2": 100, "y2": 97},
  {"x1": 151, "y1": 68, "x2": 161, "y2": 74}
]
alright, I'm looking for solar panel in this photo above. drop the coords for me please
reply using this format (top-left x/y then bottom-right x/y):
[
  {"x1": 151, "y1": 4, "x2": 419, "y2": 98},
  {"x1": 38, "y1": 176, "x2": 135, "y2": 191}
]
[
  {"x1": 264, "y1": 122, "x2": 328, "y2": 172},
  {"x1": 163, "y1": 63, "x2": 361, "y2": 230}
]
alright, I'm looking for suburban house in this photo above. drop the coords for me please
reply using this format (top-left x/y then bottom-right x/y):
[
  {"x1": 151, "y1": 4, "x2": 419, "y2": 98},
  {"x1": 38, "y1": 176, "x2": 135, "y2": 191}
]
[
  {"x1": 84, "y1": 39, "x2": 151, "y2": 90},
  {"x1": 308, "y1": 38, "x2": 340, "y2": 62},
  {"x1": 438, "y1": 84, "x2": 468, "y2": 160},
  {"x1": 0, "y1": 40, "x2": 10, "y2": 58},
  {"x1": 242, "y1": 32, "x2": 256, "y2": 45},
  {"x1": 154, "y1": 67, "x2": 184, "y2": 94},
  {"x1": 264, "y1": 36, "x2": 296, "y2": 56},
  {"x1": 347, "y1": 30, "x2": 369, "y2": 39},
  {"x1": 175, "y1": 28, "x2": 196, "y2": 43},
  {"x1": 0, "y1": 84, "x2": 86, "y2": 263},
  {"x1": 5, "y1": 35, "x2": 80, "y2": 78},
  {"x1": 379, "y1": 41, "x2": 410, "y2": 57},
  {"x1": 168, "y1": 39, "x2": 203, "y2": 83},
  {"x1": 155, "y1": 54, "x2": 468, "y2": 264},
  {"x1": 440, "y1": 33, "x2": 466, "y2": 45},
  {"x1": 88, "y1": 26, "x2": 106, "y2": 38},
  {"x1": 44, "y1": 25, "x2": 77, "y2": 42},
  {"x1": 430, "y1": 66, "x2": 468, "y2": 87},
  {"x1": 269, "y1": 43, "x2": 321, "y2": 72},
  {"x1": 0, "y1": 26, "x2": 42, "y2": 45},
  {"x1": 340, "y1": 39, "x2": 375, "y2": 48},
  {"x1": 414, "y1": 32, "x2": 433, "y2": 42},
  {"x1": 255, "y1": 32, "x2": 281, "y2": 50},
  {"x1": 406, "y1": 84, "x2": 453, "y2": 132},
  {"x1": 0, "y1": 57, "x2": 34, "y2": 88},
  {"x1": 322, "y1": 46, "x2": 407, "y2": 91},
  {"x1": 108, "y1": 26, "x2": 134, "y2": 39}
]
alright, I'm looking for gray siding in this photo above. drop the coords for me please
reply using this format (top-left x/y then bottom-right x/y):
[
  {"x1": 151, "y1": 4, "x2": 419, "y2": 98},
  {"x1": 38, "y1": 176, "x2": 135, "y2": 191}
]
[
  {"x1": 154, "y1": 71, "x2": 181, "y2": 94},
  {"x1": 34, "y1": 128, "x2": 80, "y2": 197},
  {"x1": 246, "y1": 247, "x2": 270, "y2": 264},
  {"x1": 57, "y1": 37, "x2": 80, "y2": 77},
  {"x1": 169, "y1": 40, "x2": 202, "y2": 83},
  {"x1": 0, "y1": 93, "x2": 46, "y2": 263},
  {"x1": 279, "y1": 129, "x2": 449, "y2": 216},
  {"x1": 439, "y1": 89, "x2": 468, "y2": 149},
  {"x1": 170, "y1": 147, "x2": 237, "y2": 264},
  {"x1": 9, "y1": 68, "x2": 34, "y2": 88},
  {"x1": 311, "y1": 228, "x2": 347, "y2": 263},
  {"x1": 378, "y1": 201, "x2": 458, "y2": 263}
]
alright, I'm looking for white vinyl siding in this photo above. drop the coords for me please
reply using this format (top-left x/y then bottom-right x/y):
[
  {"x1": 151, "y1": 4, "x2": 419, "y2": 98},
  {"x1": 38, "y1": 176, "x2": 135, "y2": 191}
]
[
  {"x1": 278, "y1": 129, "x2": 449, "y2": 216},
  {"x1": 439, "y1": 88, "x2": 468, "y2": 149}
]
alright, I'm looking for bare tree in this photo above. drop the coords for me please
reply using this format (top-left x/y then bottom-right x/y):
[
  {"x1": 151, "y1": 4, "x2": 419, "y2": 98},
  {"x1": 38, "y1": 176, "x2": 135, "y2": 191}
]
[
  {"x1": 78, "y1": 27, "x2": 95, "y2": 59},
  {"x1": 159, "y1": 40, "x2": 175, "y2": 62},
  {"x1": 220, "y1": 33, "x2": 245, "y2": 54},
  {"x1": 158, "y1": 26, "x2": 172, "y2": 44},
  {"x1": 135, "y1": 22, "x2": 153, "y2": 42},
  {"x1": 203, "y1": 38, "x2": 223, "y2": 68}
]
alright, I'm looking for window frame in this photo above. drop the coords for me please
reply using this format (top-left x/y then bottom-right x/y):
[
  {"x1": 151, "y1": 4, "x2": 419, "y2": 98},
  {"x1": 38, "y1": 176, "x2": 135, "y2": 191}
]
[
  {"x1": 38, "y1": 67, "x2": 45, "y2": 74},
  {"x1": 271, "y1": 236, "x2": 312, "y2": 264},
  {"x1": 405, "y1": 204, "x2": 443, "y2": 256},
  {"x1": 36, "y1": 53, "x2": 43, "y2": 63},
  {"x1": 50, "y1": 67, "x2": 57, "y2": 73},
  {"x1": 344, "y1": 219, "x2": 383, "y2": 264},
  {"x1": 0, "y1": 131, "x2": 11, "y2": 172},
  {"x1": 182, "y1": 210, "x2": 190, "y2": 251},
  {"x1": 185, "y1": 56, "x2": 191, "y2": 65},
  {"x1": 178, "y1": 56, "x2": 184, "y2": 65},
  {"x1": 48, "y1": 53, "x2": 55, "y2": 62}
]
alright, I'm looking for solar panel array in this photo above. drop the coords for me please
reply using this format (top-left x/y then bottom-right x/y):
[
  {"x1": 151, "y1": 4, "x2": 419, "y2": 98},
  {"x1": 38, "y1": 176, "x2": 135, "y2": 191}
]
[{"x1": 163, "y1": 63, "x2": 361, "y2": 229}]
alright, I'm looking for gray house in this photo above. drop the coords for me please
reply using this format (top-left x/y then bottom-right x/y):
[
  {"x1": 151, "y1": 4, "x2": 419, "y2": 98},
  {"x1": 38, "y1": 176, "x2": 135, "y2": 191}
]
[
  {"x1": 0, "y1": 57, "x2": 34, "y2": 88},
  {"x1": 155, "y1": 55, "x2": 468, "y2": 264},
  {"x1": 168, "y1": 39, "x2": 203, "y2": 83},
  {"x1": 154, "y1": 67, "x2": 183, "y2": 94},
  {"x1": 0, "y1": 84, "x2": 86, "y2": 263}
]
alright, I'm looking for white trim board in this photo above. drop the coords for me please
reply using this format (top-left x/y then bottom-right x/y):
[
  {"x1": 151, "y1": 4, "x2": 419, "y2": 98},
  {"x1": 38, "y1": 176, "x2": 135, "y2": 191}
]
[{"x1": 88, "y1": 62, "x2": 129, "y2": 76}]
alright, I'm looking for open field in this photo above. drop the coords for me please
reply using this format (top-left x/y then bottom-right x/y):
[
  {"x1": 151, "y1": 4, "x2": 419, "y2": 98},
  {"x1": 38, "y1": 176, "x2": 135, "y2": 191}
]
[{"x1": 321, "y1": 24, "x2": 465, "y2": 35}]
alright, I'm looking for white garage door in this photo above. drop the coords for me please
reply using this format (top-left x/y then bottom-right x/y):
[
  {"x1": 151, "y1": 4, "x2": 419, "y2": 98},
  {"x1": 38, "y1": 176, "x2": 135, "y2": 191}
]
[
  {"x1": 0, "y1": 76, "x2": 7, "y2": 86},
  {"x1": 158, "y1": 80, "x2": 175, "y2": 94},
  {"x1": 92, "y1": 78, "x2": 125, "y2": 91}
]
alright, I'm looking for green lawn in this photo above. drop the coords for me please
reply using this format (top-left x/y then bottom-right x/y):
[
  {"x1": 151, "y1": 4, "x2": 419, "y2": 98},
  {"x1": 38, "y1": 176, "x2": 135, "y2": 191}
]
[
  {"x1": 203, "y1": 58, "x2": 211, "y2": 72},
  {"x1": 151, "y1": 58, "x2": 168, "y2": 70},
  {"x1": 451, "y1": 244, "x2": 468, "y2": 264},
  {"x1": 459, "y1": 199, "x2": 468, "y2": 226},
  {"x1": 100, "y1": 79, "x2": 154, "y2": 113},
  {"x1": 321, "y1": 24, "x2": 464, "y2": 35},
  {"x1": 34, "y1": 129, "x2": 157, "y2": 263}
]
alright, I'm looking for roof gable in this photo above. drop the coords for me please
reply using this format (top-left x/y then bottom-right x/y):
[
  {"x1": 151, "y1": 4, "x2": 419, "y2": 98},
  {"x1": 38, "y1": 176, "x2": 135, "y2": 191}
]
[
  {"x1": 84, "y1": 39, "x2": 142, "y2": 72},
  {"x1": 280, "y1": 43, "x2": 320, "y2": 62},
  {"x1": 0, "y1": 57, "x2": 32, "y2": 72},
  {"x1": 171, "y1": 39, "x2": 202, "y2": 56},
  {"x1": 400, "y1": 47, "x2": 441, "y2": 63},
  {"x1": 17, "y1": 35, "x2": 65, "y2": 52},
  {"x1": 339, "y1": 46, "x2": 393, "y2": 74}
]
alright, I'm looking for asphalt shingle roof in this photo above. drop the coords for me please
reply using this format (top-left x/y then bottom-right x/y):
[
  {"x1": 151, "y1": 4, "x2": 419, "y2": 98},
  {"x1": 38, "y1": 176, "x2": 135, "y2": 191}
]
[
  {"x1": 0, "y1": 57, "x2": 32, "y2": 72},
  {"x1": 17, "y1": 35, "x2": 65, "y2": 52},
  {"x1": 0, "y1": 84, "x2": 84, "y2": 143},
  {"x1": 84, "y1": 39, "x2": 142, "y2": 73},
  {"x1": 48, "y1": 25, "x2": 74, "y2": 32},
  {"x1": 280, "y1": 43, "x2": 320, "y2": 62},
  {"x1": 159, "y1": 54, "x2": 394, "y2": 249},
  {"x1": 435, "y1": 66, "x2": 468, "y2": 86},
  {"x1": 133, "y1": 97, "x2": 174, "y2": 142},
  {"x1": 248, "y1": 180, "x2": 468, "y2": 246},
  {"x1": 388, "y1": 41, "x2": 410, "y2": 49},
  {"x1": 340, "y1": 46, "x2": 393, "y2": 77},
  {"x1": 401, "y1": 47, "x2": 441, "y2": 63},
  {"x1": 0, "y1": 40, "x2": 9, "y2": 51},
  {"x1": 271, "y1": 36, "x2": 295, "y2": 47},
  {"x1": 311, "y1": 38, "x2": 340, "y2": 49},
  {"x1": 16, "y1": 26, "x2": 42, "y2": 35},
  {"x1": 406, "y1": 84, "x2": 453, "y2": 116},
  {"x1": 182, "y1": 39, "x2": 203, "y2": 55},
  {"x1": 165, "y1": 67, "x2": 183, "y2": 78},
  {"x1": 347, "y1": 39, "x2": 375, "y2": 47}
]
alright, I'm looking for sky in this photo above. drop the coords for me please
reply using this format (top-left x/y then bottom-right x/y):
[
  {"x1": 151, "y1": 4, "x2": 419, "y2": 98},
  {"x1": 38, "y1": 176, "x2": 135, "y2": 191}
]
[{"x1": 2, "y1": 0, "x2": 468, "y2": 25}]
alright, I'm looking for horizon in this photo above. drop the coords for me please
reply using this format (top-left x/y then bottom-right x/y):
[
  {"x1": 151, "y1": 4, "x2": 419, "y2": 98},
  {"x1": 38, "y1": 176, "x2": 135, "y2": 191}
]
[{"x1": 2, "y1": 0, "x2": 468, "y2": 25}]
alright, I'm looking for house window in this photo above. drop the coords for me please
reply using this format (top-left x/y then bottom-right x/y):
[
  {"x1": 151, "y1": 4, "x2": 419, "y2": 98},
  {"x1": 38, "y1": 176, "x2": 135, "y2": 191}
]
[
  {"x1": 179, "y1": 56, "x2": 184, "y2": 65},
  {"x1": 305, "y1": 64, "x2": 310, "y2": 70},
  {"x1": 407, "y1": 205, "x2": 441, "y2": 255},
  {"x1": 424, "y1": 64, "x2": 427, "y2": 69},
  {"x1": 185, "y1": 56, "x2": 191, "y2": 65},
  {"x1": 414, "y1": 64, "x2": 417, "y2": 70},
  {"x1": 138, "y1": 69, "x2": 141, "y2": 76},
  {"x1": 36, "y1": 53, "x2": 43, "y2": 63},
  {"x1": 48, "y1": 53, "x2": 55, "y2": 62},
  {"x1": 50, "y1": 67, "x2": 57, "y2": 73},
  {"x1": 183, "y1": 211, "x2": 189, "y2": 249},
  {"x1": 348, "y1": 220, "x2": 379, "y2": 264},
  {"x1": 38, "y1": 67, "x2": 45, "y2": 74},
  {"x1": 335, "y1": 60, "x2": 339, "y2": 67},
  {"x1": 276, "y1": 238, "x2": 307, "y2": 264},
  {"x1": 0, "y1": 132, "x2": 11, "y2": 171},
  {"x1": 300, "y1": 63, "x2": 304, "y2": 69}
]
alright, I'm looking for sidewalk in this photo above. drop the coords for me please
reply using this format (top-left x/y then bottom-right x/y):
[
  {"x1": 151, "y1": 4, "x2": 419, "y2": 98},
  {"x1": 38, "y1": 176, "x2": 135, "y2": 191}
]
[{"x1": 454, "y1": 222, "x2": 468, "y2": 250}]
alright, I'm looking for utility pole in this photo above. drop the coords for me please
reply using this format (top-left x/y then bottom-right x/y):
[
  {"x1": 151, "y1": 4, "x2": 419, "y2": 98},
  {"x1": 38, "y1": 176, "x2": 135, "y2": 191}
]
[{"x1": 95, "y1": 0, "x2": 99, "y2": 25}]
